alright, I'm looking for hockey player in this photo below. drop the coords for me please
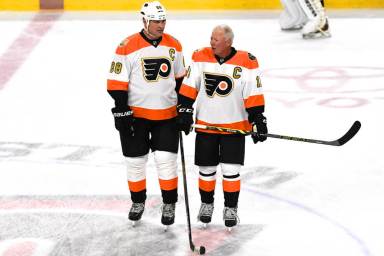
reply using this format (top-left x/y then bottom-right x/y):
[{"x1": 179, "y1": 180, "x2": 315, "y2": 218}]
[
  {"x1": 107, "y1": 1, "x2": 186, "y2": 227},
  {"x1": 279, "y1": 0, "x2": 331, "y2": 39},
  {"x1": 176, "y1": 25, "x2": 268, "y2": 230}
]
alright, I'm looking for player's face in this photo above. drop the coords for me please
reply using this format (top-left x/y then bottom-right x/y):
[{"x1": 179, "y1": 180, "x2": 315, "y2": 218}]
[
  {"x1": 147, "y1": 20, "x2": 166, "y2": 39},
  {"x1": 210, "y1": 28, "x2": 231, "y2": 58}
]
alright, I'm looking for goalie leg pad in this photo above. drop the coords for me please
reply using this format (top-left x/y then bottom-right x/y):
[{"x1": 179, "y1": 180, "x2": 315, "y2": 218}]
[
  {"x1": 298, "y1": 0, "x2": 331, "y2": 38},
  {"x1": 280, "y1": 0, "x2": 308, "y2": 30}
]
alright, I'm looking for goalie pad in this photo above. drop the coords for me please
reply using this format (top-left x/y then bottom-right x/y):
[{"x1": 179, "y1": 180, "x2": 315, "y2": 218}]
[
  {"x1": 279, "y1": 0, "x2": 308, "y2": 30},
  {"x1": 298, "y1": 0, "x2": 331, "y2": 39}
]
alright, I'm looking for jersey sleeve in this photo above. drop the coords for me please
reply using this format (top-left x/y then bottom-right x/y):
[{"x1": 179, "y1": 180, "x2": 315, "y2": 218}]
[
  {"x1": 174, "y1": 46, "x2": 186, "y2": 79},
  {"x1": 107, "y1": 45, "x2": 131, "y2": 92},
  {"x1": 178, "y1": 51, "x2": 202, "y2": 101},
  {"x1": 107, "y1": 43, "x2": 131, "y2": 107},
  {"x1": 242, "y1": 55, "x2": 265, "y2": 114}
]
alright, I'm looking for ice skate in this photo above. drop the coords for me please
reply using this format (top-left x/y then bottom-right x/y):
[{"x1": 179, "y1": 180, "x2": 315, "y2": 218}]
[
  {"x1": 197, "y1": 203, "x2": 214, "y2": 228},
  {"x1": 303, "y1": 17, "x2": 331, "y2": 39},
  {"x1": 161, "y1": 203, "x2": 175, "y2": 229},
  {"x1": 128, "y1": 202, "x2": 145, "y2": 226},
  {"x1": 223, "y1": 206, "x2": 239, "y2": 231}
]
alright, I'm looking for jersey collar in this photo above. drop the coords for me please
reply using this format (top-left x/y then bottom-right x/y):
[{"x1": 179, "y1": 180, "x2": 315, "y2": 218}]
[
  {"x1": 140, "y1": 30, "x2": 162, "y2": 47},
  {"x1": 214, "y1": 47, "x2": 237, "y2": 65}
]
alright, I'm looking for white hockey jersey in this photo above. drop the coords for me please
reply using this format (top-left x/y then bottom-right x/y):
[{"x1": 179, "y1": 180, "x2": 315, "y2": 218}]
[
  {"x1": 107, "y1": 32, "x2": 186, "y2": 120},
  {"x1": 180, "y1": 47, "x2": 265, "y2": 134}
]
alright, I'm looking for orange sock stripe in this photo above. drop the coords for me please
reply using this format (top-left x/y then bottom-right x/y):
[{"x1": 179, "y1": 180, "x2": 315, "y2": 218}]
[
  {"x1": 128, "y1": 179, "x2": 146, "y2": 192},
  {"x1": 223, "y1": 180, "x2": 240, "y2": 193},
  {"x1": 199, "y1": 179, "x2": 216, "y2": 192},
  {"x1": 159, "y1": 177, "x2": 178, "y2": 191}
]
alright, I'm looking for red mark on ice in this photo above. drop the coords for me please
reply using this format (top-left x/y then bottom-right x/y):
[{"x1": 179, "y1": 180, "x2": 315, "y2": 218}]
[{"x1": 0, "y1": 13, "x2": 61, "y2": 90}]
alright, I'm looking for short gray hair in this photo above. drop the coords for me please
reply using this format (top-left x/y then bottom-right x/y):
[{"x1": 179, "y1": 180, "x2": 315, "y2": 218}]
[{"x1": 213, "y1": 24, "x2": 234, "y2": 44}]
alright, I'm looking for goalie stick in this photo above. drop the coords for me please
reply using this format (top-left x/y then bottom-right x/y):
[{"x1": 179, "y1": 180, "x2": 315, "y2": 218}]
[
  {"x1": 193, "y1": 121, "x2": 361, "y2": 146},
  {"x1": 179, "y1": 132, "x2": 206, "y2": 255}
]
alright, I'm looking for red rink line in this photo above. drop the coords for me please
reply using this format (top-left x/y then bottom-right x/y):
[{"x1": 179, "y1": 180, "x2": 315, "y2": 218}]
[{"x1": 0, "y1": 12, "x2": 61, "y2": 90}]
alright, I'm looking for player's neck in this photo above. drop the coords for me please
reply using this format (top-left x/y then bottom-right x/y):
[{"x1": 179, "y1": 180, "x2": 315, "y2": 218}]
[{"x1": 143, "y1": 29, "x2": 161, "y2": 40}]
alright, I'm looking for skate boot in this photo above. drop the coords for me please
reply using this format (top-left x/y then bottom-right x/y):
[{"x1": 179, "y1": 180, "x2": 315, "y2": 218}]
[
  {"x1": 161, "y1": 203, "x2": 176, "y2": 228},
  {"x1": 223, "y1": 206, "x2": 239, "y2": 231},
  {"x1": 128, "y1": 202, "x2": 145, "y2": 226},
  {"x1": 197, "y1": 203, "x2": 214, "y2": 228}
]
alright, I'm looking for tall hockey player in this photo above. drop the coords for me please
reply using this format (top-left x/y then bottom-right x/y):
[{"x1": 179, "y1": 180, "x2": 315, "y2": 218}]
[
  {"x1": 279, "y1": 0, "x2": 331, "y2": 39},
  {"x1": 176, "y1": 25, "x2": 268, "y2": 230},
  {"x1": 107, "y1": 1, "x2": 186, "y2": 227}
]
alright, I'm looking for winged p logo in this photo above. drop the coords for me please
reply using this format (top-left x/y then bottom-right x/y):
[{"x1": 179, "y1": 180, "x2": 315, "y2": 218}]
[
  {"x1": 142, "y1": 58, "x2": 171, "y2": 82},
  {"x1": 204, "y1": 72, "x2": 234, "y2": 97}
]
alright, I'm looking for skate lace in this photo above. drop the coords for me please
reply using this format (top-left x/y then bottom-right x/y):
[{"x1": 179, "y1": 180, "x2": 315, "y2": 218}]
[
  {"x1": 223, "y1": 207, "x2": 240, "y2": 224},
  {"x1": 162, "y1": 204, "x2": 175, "y2": 217},
  {"x1": 198, "y1": 203, "x2": 214, "y2": 218},
  {"x1": 131, "y1": 203, "x2": 144, "y2": 213}
]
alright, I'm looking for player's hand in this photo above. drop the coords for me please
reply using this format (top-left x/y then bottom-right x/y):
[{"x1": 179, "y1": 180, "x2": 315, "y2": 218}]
[
  {"x1": 176, "y1": 105, "x2": 193, "y2": 135},
  {"x1": 251, "y1": 114, "x2": 267, "y2": 144},
  {"x1": 111, "y1": 106, "x2": 135, "y2": 135}
]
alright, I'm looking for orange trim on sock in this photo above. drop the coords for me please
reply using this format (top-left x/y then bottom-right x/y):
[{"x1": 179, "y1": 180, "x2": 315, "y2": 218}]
[
  {"x1": 199, "y1": 179, "x2": 216, "y2": 192},
  {"x1": 223, "y1": 180, "x2": 240, "y2": 193},
  {"x1": 128, "y1": 179, "x2": 146, "y2": 192},
  {"x1": 159, "y1": 177, "x2": 178, "y2": 191}
]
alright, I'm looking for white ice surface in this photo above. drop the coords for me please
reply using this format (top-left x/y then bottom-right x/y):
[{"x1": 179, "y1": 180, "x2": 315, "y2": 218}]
[{"x1": 0, "y1": 10, "x2": 383, "y2": 256}]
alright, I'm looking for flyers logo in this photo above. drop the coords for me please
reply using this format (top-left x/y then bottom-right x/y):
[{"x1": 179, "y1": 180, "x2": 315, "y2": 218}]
[
  {"x1": 204, "y1": 72, "x2": 234, "y2": 97},
  {"x1": 142, "y1": 58, "x2": 171, "y2": 82}
]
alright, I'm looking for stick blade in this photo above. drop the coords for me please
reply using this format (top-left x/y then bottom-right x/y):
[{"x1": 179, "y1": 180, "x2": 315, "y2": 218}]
[{"x1": 335, "y1": 121, "x2": 361, "y2": 146}]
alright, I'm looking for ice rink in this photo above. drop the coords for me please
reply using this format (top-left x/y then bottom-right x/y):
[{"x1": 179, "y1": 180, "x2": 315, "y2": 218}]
[{"x1": 0, "y1": 10, "x2": 383, "y2": 255}]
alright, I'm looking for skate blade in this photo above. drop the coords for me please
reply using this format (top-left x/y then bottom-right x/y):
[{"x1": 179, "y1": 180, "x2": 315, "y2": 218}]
[
  {"x1": 303, "y1": 31, "x2": 331, "y2": 39},
  {"x1": 163, "y1": 225, "x2": 170, "y2": 232},
  {"x1": 130, "y1": 220, "x2": 140, "y2": 227}
]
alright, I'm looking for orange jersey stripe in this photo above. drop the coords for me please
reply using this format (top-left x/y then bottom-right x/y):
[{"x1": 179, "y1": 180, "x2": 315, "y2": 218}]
[
  {"x1": 179, "y1": 83, "x2": 198, "y2": 100},
  {"x1": 130, "y1": 105, "x2": 177, "y2": 120},
  {"x1": 116, "y1": 33, "x2": 182, "y2": 56},
  {"x1": 107, "y1": 79, "x2": 129, "y2": 91},
  {"x1": 192, "y1": 47, "x2": 259, "y2": 69},
  {"x1": 128, "y1": 179, "x2": 146, "y2": 192},
  {"x1": 244, "y1": 94, "x2": 265, "y2": 108},
  {"x1": 192, "y1": 47, "x2": 216, "y2": 63},
  {"x1": 199, "y1": 179, "x2": 216, "y2": 192},
  {"x1": 226, "y1": 50, "x2": 259, "y2": 69},
  {"x1": 159, "y1": 177, "x2": 178, "y2": 191},
  {"x1": 159, "y1": 34, "x2": 183, "y2": 51},
  {"x1": 223, "y1": 180, "x2": 240, "y2": 193},
  {"x1": 115, "y1": 33, "x2": 149, "y2": 56},
  {"x1": 195, "y1": 119, "x2": 252, "y2": 134}
]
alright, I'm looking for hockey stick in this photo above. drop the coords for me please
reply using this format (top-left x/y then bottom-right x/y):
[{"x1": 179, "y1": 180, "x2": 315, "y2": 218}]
[
  {"x1": 193, "y1": 120, "x2": 361, "y2": 146},
  {"x1": 179, "y1": 132, "x2": 206, "y2": 255}
]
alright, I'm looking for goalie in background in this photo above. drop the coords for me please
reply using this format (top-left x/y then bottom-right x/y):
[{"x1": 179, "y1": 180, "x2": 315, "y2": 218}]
[{"x1": 279, "y1": 0, "x2": 331, "y2": 39}]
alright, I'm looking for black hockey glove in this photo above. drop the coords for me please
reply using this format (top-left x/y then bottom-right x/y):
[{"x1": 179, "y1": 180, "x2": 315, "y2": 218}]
[
  {"x1": 111, "y1": 106, "x2": 134, "y2": 135},
  {"x1": 250, "y1": 113, "x2": 268, "y2": 144},
  {"x1": 176, "y1": 105, "x2": 193, "y2": 135}
]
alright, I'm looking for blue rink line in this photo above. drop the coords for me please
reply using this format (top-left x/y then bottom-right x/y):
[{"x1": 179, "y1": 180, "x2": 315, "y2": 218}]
[{"x1": 244, "y1": 187, "x2": 372, "y2": 256}]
